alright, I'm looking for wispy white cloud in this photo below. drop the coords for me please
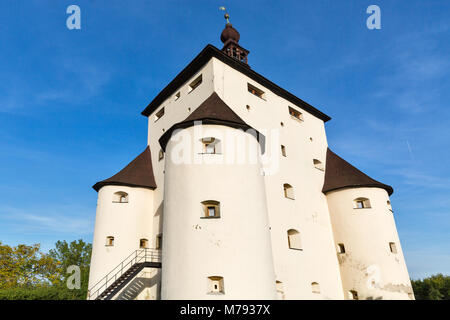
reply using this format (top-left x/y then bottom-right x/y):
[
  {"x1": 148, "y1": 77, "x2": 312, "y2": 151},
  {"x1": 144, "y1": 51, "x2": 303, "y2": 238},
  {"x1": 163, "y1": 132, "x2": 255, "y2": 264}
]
[{"x1": 0, "y1": 204, "x2": 94, "y2": 236}]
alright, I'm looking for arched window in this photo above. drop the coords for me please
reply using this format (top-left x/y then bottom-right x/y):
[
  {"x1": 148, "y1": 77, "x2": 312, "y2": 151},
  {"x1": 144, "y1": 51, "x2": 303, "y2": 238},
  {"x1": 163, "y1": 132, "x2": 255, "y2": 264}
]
[
  {"x1": 201, "y1": 200, "x2": 220, "y2": 218},
  {"x1": 276, "y1": 281, "x2": 285, "y2": 300},
  {"x1": 354, "y1": 197, "x2": 371, "y2": 209},
  {"x1": 348, "y1": 290, "x2": 359, "y2": 300},
  {"x1": 337, "y1": 243, "x2": 346, "y2": 254},
  {"x1": 140, "y1": 238, "x2": 148, "y2": 249},
  {"x1": 389, "y1": 242, "x2": 397, "y2": 254},
  {"x1": 207, "y1": 276, "x2": 224, "y2": 294},
  {"x1": 113, "y1": 191, "x2": 129, "y2": 203},
  {"x1": 287, "y1": 229, "x2": 302, "y2": 250},
  {"x1": 313, "y1": 159, "x2": 324, "y2": 171},
  {"x1": 283, "y1": 184, "x2": 295, "y2": 200},
  {"x1": 158, "y1": 149, "x2": 164, "y2": 161},
  {"x1": 311, "y1": 282, "x2": 320, "y2": 294},
  {"x1": 106, "y1": 236, "x2": 114, "y2": 247},
  {"x1": 200, "y1": 137, "x2": 221, "y2": 154}
]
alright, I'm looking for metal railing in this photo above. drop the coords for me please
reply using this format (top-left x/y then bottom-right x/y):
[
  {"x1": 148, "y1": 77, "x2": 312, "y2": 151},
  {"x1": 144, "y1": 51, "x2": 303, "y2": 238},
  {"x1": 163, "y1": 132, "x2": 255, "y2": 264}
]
[{"x1": 87, "y1": 248, "x2": 161, "y2": 300}]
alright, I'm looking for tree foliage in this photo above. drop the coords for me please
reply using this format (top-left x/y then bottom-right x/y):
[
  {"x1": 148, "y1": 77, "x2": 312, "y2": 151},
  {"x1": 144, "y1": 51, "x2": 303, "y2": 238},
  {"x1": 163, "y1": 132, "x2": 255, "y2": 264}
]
[
  {"x1": 411, "y1": 274, "x2": 450, "y2": 300},
  {"x1": 0, "y1": 240, "x2": 91, "y2": 300}
]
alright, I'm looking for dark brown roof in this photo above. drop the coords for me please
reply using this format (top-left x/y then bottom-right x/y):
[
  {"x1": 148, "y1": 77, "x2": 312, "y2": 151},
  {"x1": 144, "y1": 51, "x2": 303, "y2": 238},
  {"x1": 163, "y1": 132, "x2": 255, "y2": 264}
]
[
  {"x1": 141, "y1": 44, "x2": 331, "y2": 122},
  {"x1": 322, "y1": 148, "x2": 393, "y2": 195},
  {"x1": 159, "y1": 92, "x2": 265, "y2": 153},
  {"x1": 93, "y1": 146, "x2": 157, "y2": 192}
]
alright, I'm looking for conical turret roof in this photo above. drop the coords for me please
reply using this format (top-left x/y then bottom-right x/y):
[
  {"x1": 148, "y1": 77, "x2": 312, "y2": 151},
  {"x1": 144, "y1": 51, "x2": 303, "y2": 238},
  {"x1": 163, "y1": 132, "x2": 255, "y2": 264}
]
[
  {"x1": 93, "y1": 146, "x2": 157, "y2": 192},
  {"x1": 322, "y1": 148, "x2": 393, "y2": 195},
  {"x1": 159, "y1": 92, "x2": 265, "y2": 153}
]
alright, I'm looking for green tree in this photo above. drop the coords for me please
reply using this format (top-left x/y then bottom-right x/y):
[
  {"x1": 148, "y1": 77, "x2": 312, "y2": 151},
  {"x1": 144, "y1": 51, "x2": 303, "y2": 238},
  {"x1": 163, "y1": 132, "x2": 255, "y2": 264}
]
[
  {"x1": 0, "y1": 242, "x2": 57, "y2": 289},
  {"x1": 0, "y1": 240, "x2": 92, "y2": 300},
  {"x1": 48, "y1": 239, "x2": 92, "y2": 297},
  {"x1": 411, "y1": 274, "x2": 450, "y2": 300}
]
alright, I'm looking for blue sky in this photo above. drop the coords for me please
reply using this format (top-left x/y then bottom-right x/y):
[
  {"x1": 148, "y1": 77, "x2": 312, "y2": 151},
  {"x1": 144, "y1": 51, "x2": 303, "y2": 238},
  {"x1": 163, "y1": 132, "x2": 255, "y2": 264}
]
[{"x1": 0, "y1": 1, "x2": 448, "y2": 279}]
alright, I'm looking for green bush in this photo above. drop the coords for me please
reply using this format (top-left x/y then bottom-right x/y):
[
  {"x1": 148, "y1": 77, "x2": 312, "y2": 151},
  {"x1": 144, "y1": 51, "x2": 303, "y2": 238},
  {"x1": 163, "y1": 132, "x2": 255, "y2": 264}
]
[{"x1": 0, "y1": 286, "x2": 86, "y2": 300}]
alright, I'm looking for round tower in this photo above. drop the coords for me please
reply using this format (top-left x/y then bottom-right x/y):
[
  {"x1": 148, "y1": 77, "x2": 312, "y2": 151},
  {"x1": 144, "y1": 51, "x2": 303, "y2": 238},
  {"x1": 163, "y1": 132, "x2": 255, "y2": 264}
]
[
  {"x1": 88, "y1": 147, "x2": 157, "y2": 298},
  {"x1": 323, "y1": 149, "x2": 414, "y2": 300},
  {"x1": 159, "y1": 92, "x2": 276, "y2": 299}
]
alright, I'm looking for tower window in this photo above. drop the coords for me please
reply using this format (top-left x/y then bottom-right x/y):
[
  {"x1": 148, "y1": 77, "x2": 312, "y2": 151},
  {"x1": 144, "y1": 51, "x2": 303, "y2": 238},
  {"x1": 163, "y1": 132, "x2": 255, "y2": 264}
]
[
  {"x1": 247, "y1": 83, "x2": 266, "y2": 100},
  {"x1": 140, "y1": 238, "x2": 148, "y2": 249},
  {"x1": 287, "y1": 229, "x2": 302, "y2": 250},
  {"x1": 348, "y1": 290, "x2": 359, "y2": 300},
  {"x1": 158, "y1": 149, "x2": 164, "y2": 161},
  {"x1": 201, "y1": 200, "x2": 220, "y2": 218},
  {"x1": 281, "y1": 145, "x2": 287, "y2": 157},
  {"x1": 354, "y1": 197, "x2": 371, "y2": 209},
  {"x1": 311, "y1": 282, "x2": 320, "y2": 294},
  {"x1": 200, "y1": 137, "x2": 221, "y2": 154},
  {"x1": 156, "y1": 234, "x2": 162, "y2": 250},
  {"x1": 208, "y1": 276, "x2": 224, "y2": 294},
  {"x1": 288, "y1": 106, "x2": 303, "y2": 122},
  {"x1": 154, "y1": 107, "x2": 165, "y2": 122},
  {"x1": 338, "y1": 243, "x2": 346, "y2": 254},
  {"x1": 246, "y1": 105, "x2": 251, "y2": 111},
  {"x1": 189, "y1": 74, "x2": 202, "y2": 93},
  {"x1": 313, "y1": 159, "x2": 324, "y2": 171},
  {"x1": 113, "y1": 192, "x2": 129, "y2": 203},
  {"x1": 389, "y1": 242, "x2": 397, "y2": 254},
  {"x1": 283, "y1": 183, "x2": 295, "y2": 200},
  {"x1": 106, "y1": 236, "x2": 114, "y2": 247},
  {"x1": 175, "y1": 91, "x2": 181, "y2": 101}
]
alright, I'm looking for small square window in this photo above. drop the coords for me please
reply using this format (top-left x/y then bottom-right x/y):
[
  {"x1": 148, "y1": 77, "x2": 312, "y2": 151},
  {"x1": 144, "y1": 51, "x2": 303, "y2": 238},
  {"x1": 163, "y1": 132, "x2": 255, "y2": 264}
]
[
  {"x1": 288, "y1": 106, "x2": 303, "y2": 122},
  {"x1": 338, "y1": 243, "x2": 346, "y2": 254},
  {"x1": 389, "y1": 242, "x2": 397, "y2": 254},
  {"x1": 247, "y1": 83, "x2": 266, "y2": 100},
  {"x1": 189, "y1": 74, "x2": 202, "y2": 93},
  {"x1": 140, "y1": 239, "x2": 148, "y2": 249},
  {"x1": 349, "y1": 290, "x2": 359, "y2": 300},
  {"x1": 281, "y1": 145, "x2": 287, "y2": 157},
  {"x1": 208, "y1": 276, "x2": 224, "y2": 294},
  {"x1": 201, "y1": 201, "x2": 220, "y2": 218},
  {"x1": 154, "y1": 107, "x2": 165, "y2": 122},
  {"x1": 106, "y1": 236, "x2": 114, "y2": 247}
]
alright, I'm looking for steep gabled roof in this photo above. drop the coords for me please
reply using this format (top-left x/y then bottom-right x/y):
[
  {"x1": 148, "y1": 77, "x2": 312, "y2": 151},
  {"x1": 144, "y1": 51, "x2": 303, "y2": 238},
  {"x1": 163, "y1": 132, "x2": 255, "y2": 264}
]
[
  {"x1": 141, "y1": 44, "x2": 331, "y2": 123},
  {"x1": 158, "y1": 92, "x2": 265, "y2": 153},
  {"x1": 93, "y1": 146, "x2": 157, "y2": 192},
  {"x1": 184, "y1": 91, "x2": 247, "y2": 124},
  {"x1": 322, "y1": 148, "x2": 393, "y2": 195}
]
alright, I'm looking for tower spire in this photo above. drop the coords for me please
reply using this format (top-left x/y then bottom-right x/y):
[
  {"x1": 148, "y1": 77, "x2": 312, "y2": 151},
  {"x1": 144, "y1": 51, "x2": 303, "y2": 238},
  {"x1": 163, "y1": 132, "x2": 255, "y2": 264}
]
[{"x1": 218, "y1": 7, "x2": 249, "y2": 65}]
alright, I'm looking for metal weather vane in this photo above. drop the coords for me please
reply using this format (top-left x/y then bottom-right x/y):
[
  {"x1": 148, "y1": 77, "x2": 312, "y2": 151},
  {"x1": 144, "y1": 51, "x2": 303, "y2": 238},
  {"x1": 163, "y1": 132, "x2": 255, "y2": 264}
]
[{"x1": 219, "y1": 6, "x2": 230, "y2": 23}]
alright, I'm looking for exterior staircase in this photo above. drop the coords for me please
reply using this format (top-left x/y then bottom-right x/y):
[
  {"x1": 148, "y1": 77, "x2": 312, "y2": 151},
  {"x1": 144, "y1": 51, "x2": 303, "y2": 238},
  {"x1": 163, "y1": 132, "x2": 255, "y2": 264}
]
[{"x1": 88, "y1": 249, "x2": 161, "y2": 300}]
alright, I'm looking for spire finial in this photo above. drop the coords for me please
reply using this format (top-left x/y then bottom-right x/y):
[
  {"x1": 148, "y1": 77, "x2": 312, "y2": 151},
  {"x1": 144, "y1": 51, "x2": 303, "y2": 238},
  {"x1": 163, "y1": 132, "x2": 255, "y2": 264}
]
[{"x1": 219, "y1": 6, "x2": 230, "y2": 23}]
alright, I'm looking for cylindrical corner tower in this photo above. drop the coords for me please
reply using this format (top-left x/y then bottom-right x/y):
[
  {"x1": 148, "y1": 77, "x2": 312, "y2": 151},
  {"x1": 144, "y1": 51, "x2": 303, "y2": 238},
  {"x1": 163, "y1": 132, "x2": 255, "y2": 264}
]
[
  {"x1": 87, "y1": 147, "x2": 158, "y2": 297},
  {"x1": 159, "y1": 93, "x2": 276, "y2": 299},
  {"x1": 323, "y1": 149, "x2": 414, "y2": 300}
]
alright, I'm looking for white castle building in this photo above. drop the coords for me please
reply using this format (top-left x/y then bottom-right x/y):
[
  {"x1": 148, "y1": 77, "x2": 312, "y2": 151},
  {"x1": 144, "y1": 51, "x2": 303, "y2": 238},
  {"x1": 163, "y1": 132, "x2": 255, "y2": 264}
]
[{"x1": 87, "y1": 19, "x2": 414, "y2": 300}]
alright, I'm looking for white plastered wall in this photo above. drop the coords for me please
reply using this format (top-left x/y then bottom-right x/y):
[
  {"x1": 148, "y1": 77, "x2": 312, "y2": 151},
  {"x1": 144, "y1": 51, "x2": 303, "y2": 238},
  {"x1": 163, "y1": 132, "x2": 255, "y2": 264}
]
[{"x1": 326, "y1": 187, "x2": 414, "y2": 300}]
